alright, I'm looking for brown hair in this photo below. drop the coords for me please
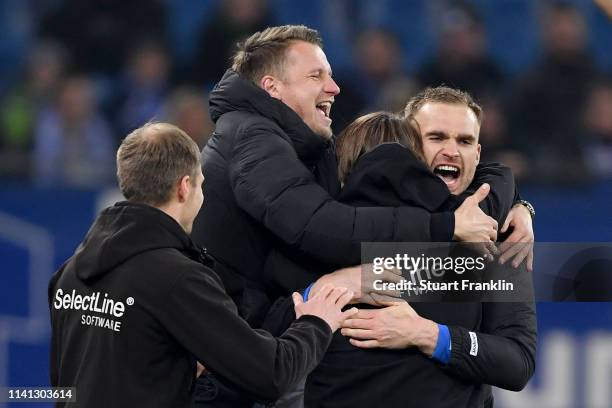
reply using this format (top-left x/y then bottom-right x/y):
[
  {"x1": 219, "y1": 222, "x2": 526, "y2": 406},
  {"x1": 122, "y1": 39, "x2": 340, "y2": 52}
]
[
  {"x1": 336, "y1": 112, "x2": 423, "y2": 184},
  {"x1": 231, "y1": 25, "x2": 323, "y2": 84},
  {"x1": 116, "y1": 122, "x2": 201, "y2": 206},
  {"x1": 403, "y1": 86, "x2": 483, "y2": 125}
]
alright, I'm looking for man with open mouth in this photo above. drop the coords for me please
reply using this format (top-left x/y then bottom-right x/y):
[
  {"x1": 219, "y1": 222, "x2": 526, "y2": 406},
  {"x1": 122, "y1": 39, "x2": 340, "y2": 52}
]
[{"x1": 412, "y1": 91, "x2": 483, "y2": 197}]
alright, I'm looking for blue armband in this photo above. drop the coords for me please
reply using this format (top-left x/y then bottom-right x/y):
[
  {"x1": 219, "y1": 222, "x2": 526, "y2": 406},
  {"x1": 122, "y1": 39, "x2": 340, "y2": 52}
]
[
  {"x1": 303, "y1": 283, "x2": 315, "y2": 301},
  {"x1": 431, "y1": 324, "x2": 451, "y2": 364}
]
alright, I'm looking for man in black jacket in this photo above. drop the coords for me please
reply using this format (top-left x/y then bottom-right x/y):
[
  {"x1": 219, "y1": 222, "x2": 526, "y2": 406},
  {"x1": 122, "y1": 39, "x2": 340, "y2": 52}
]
[
  {"x1": 191, "y1": 25, "x2": 502, "y2": 330},
  {"x1": 328, "y1": 88, "x2": 536, "y2": 407},
  {"x1": 48, "y1": 122, "x2": 357, "y2": 408}
]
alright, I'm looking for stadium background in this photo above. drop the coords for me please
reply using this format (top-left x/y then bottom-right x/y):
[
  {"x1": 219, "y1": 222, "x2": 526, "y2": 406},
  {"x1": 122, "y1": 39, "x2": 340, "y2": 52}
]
[{"x1": 0, "y1": 0, "x2": 611, "y2": 407}]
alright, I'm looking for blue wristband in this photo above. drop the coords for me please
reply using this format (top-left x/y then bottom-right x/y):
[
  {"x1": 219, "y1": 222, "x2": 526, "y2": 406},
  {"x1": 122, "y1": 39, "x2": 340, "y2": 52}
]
[
  {"x1": 303, "y1": 283, "x2": 315, "y2": 302},
  {"x1": 431, "y1": 324, "x2": 451, "y2": 364}
]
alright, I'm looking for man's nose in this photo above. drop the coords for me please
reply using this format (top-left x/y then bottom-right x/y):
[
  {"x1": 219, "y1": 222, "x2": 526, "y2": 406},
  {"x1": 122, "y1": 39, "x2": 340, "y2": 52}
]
[
  {"x1": 441, "y1": 141, "x2": 460, "y2": 158},
  {"x1": 325, "y1": 77, "x2": 340, "y2": 95}
]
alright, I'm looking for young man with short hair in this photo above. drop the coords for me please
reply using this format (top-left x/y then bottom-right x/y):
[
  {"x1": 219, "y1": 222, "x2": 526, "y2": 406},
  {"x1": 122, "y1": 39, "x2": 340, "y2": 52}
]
[{"x1": 329, "y1": 87, "x2": 536, "y2": 407}]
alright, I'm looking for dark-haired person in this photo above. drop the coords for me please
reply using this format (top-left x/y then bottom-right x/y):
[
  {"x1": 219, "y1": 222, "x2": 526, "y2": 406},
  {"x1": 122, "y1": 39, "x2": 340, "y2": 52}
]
[
  {"x1": 48, "y1": 122, "x2": 357, "y2": 408},
  {"x1": 305, "y1": 88, "x2": 535, "y2": 408}
]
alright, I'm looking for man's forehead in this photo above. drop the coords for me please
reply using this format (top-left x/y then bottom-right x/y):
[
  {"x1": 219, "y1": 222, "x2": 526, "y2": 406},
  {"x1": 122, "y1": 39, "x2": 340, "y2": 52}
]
[
  {"x1": 415, "y1": 102, "x2": 480, "y2": 137},
  {"x1": 285, "y1": 41, "x2": 332, "y2": 72}
]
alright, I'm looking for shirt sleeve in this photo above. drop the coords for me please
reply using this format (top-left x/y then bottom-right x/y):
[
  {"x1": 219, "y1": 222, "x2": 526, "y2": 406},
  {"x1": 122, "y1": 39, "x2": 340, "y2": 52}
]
[{"x1": 430, "y1": 324, "x2": 451, "y2": 364}]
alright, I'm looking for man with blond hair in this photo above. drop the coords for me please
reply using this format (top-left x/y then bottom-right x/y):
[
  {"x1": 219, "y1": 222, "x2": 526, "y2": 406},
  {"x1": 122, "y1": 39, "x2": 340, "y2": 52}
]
[{"x1": 328, "y1": 87, "x2": 536, "y2": 407}]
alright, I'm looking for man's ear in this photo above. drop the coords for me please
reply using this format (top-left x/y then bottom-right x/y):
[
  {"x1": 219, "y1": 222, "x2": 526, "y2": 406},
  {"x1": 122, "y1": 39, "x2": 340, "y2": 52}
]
[
  {"x1": 260, "y1": 75, "x2": 282, "y2": 100},
  {"x1": 177, "y1": 175, "x2": 191, "y2": 203},
  {"x1": 476, "y1": 144, "x2": 481, "y2": 164}
]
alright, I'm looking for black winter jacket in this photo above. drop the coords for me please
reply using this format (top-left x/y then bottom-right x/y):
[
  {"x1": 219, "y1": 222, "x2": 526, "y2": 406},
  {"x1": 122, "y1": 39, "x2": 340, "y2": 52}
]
[
  {"x1": 262, "y1": 142, "x2": 519, "y2": 299},
  {"x1": 191, "y1": 70, "x2": 454, "y2": 326},
  {"x1": 301, "y1": 144, "x2": 536, "y2": 408},
  {"x1": 48, "y1": 202, "x2": 332, "y2": 408}
]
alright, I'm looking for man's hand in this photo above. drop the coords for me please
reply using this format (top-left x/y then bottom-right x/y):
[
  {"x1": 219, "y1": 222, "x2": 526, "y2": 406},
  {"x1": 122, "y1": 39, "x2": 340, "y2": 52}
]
[
  {"x1": 498, "y1": 204, "x2": 534, "y2": 271},
  {"x1": 293, "y1": 284, "x2": 357, "y2": 332},
  {"x1": 310, "y1": 265, "x2": 403, "y2": 306},
  {"x1": 340, "y1": 298, "x2": 438, "y2": 356},
  {"x1": 454, "y1": 183, "x2": 498, "y2": 242},
  {"x1": 453, "y1": 183, "x2": 498, "y2": 257}
]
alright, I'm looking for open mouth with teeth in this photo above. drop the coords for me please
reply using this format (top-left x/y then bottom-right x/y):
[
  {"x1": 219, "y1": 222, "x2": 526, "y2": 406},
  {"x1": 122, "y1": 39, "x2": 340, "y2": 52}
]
[
  {"x1": 433, "y1": 164, "x2": 461, "y2": 190},
  {"x1": 316, "y1": 101, "x2": 332, "y2": 120}
]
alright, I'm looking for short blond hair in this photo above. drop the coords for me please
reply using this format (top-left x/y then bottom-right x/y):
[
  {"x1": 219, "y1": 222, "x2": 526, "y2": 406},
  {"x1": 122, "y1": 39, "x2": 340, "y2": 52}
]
[
  {"x1": 231, "y1": 25, "x2": 322, "y2": 83},
  {"x1": 404, "y1": 86, "x2": 483, "y2": 125}
]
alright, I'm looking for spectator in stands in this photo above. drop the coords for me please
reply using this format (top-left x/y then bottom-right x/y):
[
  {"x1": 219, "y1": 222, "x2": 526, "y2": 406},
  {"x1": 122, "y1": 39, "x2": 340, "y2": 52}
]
[
  {"x1": 333, "y1": 28, "x2": 416, "y2": 132},
  {"x1": 163, "y1": 87, "x2": 214, "y2": 149},
  {"x1": 0, "y1": 41, "x2": 68, "y2": 180},
  {"x1": 477, "y1": 93, "x2": 529, "y2": 182},
  {"x1": 509, "y1": 1, "x2": 595, "y2": 185},
  {"x1": 191, "y1": 0, "x2": 272, "y2": 89},
  {"x1": 582, "y1": 78, "x2": 612, "y2": 179},
  {"x1": 418, "y1": 2, "x2": 505, "y2": 99},
  {"x1": 32, "y1": 75, "x2": 115, "y2": 187},
  {"x1": 115, "y1": 41, "x2": 171, "y2": 136},
  {"x1": 38, "y1": 0, "x2": 168, "y2": 76}
]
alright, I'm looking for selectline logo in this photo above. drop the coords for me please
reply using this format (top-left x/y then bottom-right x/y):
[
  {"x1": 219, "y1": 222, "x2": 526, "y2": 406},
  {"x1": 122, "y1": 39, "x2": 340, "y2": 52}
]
[{"x1": 53, "y1": 289, "x2": 133, "y2": 332}]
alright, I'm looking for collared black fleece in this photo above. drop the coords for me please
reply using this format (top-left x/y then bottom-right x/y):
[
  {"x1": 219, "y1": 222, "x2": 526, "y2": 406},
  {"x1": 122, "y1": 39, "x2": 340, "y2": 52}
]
[
  {"x1": 191, "y1": 70, "x2": 454, "y2": 326},
  {"x1": 49, "y1": 202, "x2": 332, "y2": 408}
]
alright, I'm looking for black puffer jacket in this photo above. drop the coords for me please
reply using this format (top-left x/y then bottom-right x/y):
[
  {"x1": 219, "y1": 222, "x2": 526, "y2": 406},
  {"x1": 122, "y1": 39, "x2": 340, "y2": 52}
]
[{"x1": 191, "y1": 70, "x2": 454, "y2": 326}]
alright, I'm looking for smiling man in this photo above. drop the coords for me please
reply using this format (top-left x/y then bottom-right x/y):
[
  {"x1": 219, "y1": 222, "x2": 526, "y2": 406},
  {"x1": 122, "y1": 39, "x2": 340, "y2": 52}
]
[{"x1": 261, "y1": 39, "x2": 337, "y2": 139}]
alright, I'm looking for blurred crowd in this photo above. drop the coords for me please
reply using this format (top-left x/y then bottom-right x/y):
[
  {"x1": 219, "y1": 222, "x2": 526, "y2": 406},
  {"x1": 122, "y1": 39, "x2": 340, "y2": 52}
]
[{"x1": 0, "y1": 0, "x2": 611, "y2": 188}]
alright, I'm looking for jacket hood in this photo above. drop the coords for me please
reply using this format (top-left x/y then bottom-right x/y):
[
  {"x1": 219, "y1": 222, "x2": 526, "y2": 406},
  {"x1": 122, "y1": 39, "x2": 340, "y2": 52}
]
[
  {"x1": 72, "y1": 202, "x2": 204, "y2": 281},
  {"x1": 339, "y1": 143, "x2": 451, "y2": 211},
  {"x1": 209, "y1": 69, "x2": 329, "y2": 163}
]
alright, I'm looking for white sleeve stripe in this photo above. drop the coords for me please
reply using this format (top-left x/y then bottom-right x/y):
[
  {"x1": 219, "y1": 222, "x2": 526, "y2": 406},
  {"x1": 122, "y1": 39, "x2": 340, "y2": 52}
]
[{"x1": 469, "y1": 331, "x2": 478, "y2": 356}]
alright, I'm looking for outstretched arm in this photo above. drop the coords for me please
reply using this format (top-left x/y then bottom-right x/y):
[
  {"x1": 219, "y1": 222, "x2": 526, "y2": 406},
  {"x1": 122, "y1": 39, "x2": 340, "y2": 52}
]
[
  {"x1": 341, "y1": 297, "x2": 536, "y2": 391},
  {"x1": 157, "y1": 264, "x2": 355, "y2": 402}
]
